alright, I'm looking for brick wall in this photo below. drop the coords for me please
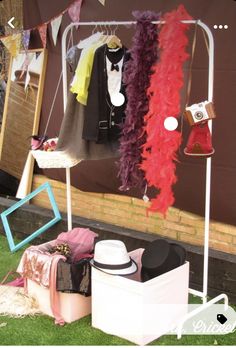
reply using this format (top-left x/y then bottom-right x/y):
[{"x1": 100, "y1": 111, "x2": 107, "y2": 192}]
[{"x1": 32, "y1": 174, "x2": 236, "y2": 255}]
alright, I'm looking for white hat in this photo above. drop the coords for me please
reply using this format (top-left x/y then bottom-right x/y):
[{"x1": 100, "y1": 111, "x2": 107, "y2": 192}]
[{"x1": 90, "y1": 240, "x2": 138, "y2": 275}]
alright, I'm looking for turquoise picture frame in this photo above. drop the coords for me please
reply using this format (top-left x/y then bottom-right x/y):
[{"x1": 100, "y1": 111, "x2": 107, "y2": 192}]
[{"x1": 1, "y1": 182, "x2": 61, "y2": 252}]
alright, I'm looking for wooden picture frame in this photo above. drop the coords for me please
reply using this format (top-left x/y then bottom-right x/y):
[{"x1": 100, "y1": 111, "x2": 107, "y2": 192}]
[{"x1": 0, "y1": 48, "x2": 48, "y2": 196}]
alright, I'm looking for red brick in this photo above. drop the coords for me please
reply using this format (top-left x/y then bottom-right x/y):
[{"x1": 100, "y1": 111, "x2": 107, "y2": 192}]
[
  {"x1": 131, "y1": 197, "x2": 150, "y2": 207},
  {"x1": 164, "y1": 221, "x2": 196, "y2": 234},
  {"x1": 210, "y1": 222, "x2": 236, "y2": 234},
  {"x1": 210, "y1": 232, "x2": 232, "y2": 244},
  {"x1": 129, "y1": 206, "x2": 149, "y2": 217},
  {"x1": 179, "y1": 233, "x2": 203, "y2": 246},
  {"x1": 104, "y1": 193, "x2": 132, "y2": 203},
  {"x1": 103, "y1": 206, "x2": 132, "y2": 219},
  {"x1": 148, "y1": 228, "x2": 178, "y2": 240},
  {"x1": 209, "y1": 241, "x2": 231, "y2": 254}
]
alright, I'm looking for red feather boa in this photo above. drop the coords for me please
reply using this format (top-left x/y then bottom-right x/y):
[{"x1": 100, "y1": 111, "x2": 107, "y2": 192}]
[{"x1": 141, "y1": 5, "x2": 192, "y2": 216}]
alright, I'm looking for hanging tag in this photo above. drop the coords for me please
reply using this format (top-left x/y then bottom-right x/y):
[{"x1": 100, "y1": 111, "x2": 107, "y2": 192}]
[
  {"x1": 142, "y1": 194, "x2": 149, "y2": 203},
  {"x1": 142, "y1": 183, "x2": 149, "y2": 202}
]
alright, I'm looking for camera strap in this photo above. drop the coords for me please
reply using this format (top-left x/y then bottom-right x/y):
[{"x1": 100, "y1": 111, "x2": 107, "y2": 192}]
[{"x1": 180, "y1": 20, "x2": 210, "y2": 134}]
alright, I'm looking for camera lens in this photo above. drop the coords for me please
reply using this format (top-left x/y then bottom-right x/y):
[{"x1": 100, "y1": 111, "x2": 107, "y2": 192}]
[{"x1": 194, "y1": 111, "x2": 204, "y2": 120}]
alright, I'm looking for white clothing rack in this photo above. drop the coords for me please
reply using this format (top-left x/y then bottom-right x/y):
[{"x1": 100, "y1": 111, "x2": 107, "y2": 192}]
[{"x1": 61, "y1": 19, "x2": 228, "y2": 338}]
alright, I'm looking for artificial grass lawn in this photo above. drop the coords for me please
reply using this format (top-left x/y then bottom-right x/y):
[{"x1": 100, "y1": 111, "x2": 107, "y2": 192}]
[{"x1": 0, "y1": 233, "x2": 235, "y2": 345}]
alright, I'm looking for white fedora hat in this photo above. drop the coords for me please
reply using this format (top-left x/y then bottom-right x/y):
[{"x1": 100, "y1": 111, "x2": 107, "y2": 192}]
[{"x1": 90, "y1": 240, "x2": 138, "y2": 275}]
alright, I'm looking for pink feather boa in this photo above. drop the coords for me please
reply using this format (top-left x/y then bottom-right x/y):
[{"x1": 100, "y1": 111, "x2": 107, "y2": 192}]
[{"x1": 141, "y1": 5, "x2": 192, "y2": 216}]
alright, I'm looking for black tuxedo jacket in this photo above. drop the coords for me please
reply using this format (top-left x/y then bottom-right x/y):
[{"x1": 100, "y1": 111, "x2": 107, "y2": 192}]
[{"x1": 82, "y1": 44, "x2": 130, "y2": 144}]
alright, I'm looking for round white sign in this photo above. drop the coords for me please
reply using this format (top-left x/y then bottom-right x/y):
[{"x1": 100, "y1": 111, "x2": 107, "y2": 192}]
[
  {"x1": 110, "y1": 93, "x2": 125, "y2": 106},
  {"x1": 164, "y1": 116, "x2": 178, "y2": 131}
]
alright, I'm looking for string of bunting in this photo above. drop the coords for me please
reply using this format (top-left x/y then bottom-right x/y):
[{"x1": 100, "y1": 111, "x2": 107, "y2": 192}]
[{"x1": 0, "y1": 0, "x2": 84, "y2": 57}]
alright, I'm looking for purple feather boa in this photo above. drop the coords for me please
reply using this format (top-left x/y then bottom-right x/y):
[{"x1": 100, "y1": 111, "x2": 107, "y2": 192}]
[{"x1": 118, "y1": 10, "x2": 160, "y2": 191}]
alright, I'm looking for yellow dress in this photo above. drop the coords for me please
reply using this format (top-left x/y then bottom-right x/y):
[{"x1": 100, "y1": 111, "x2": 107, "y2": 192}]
[{"x1": 70, "y1": 42, "x2": 103, "y2": 105}]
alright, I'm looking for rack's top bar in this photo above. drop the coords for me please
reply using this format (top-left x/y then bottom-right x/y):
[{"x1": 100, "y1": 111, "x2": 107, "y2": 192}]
[{"x1": 67, "y1": 19, "x2": 200, "y2": 26}]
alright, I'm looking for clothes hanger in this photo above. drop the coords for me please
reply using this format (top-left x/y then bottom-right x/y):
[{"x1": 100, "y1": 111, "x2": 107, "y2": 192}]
[
  {"x1": 107, "y1": 24, "x2": 122, "y2": 49},
  {"x1": 77, "y1": 24, "x2": 103, "y2": 49},
  {"x1": 100, "y1": 24, "x2": 110, "y2": 44}
]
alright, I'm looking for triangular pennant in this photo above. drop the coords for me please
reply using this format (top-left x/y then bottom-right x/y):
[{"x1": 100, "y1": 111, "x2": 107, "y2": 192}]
[
  {"x1": 38, "y1": 23, "x2": 47, "y2": 48},
  {"x1": 98, "y1": 0, "x2": 105, "y2": 5},
  {"x1": 51, "y1": 14, "x2": 62, "y2": 46},
  {"x1": 22, "y1": 30, "x2": 31, "y2": 51},
  {"x1": 68, "y1": 0, "x2": 83, "y2": 23},
  {"x1": 1, "y1": 33, "x2": 21, "y2": 57}
]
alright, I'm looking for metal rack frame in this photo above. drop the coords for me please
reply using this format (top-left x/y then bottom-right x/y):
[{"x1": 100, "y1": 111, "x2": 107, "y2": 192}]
[{"x1": 61, "y1": 19, "x2": 228, "y2": 338}]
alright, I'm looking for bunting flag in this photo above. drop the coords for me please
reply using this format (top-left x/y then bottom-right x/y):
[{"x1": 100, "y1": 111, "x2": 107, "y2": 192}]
[
  {"x1": 38, "y1": 23, "x2": 47, "y2": 48},
  {"x1": 0, "y1": 33, "x2": 21, "y2": 57},
  {"x1": 35, "y1": 51, "x2": 41, "y2": 59},
  {"x1": 0, "y1": 0, "x2": 85, "y2": 56},
  {"x1": 51, "y1": 15, "x2": 62, "y2": 46},
  {"x1": 98, "y1": 0, "x2": 106, "y2": 5},
  {"x1": 22, "y1": 30, "x2": 31, "y2": 51},
  {"x1": 68, "y1": 0, "x2": 83, "y2": 23}
]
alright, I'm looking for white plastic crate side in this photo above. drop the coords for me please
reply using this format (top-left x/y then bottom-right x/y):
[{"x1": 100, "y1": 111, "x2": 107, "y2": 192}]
[
  {"x1": 27, "y1": 279, "x2": 91, "y2": 322},
  {"x1": 91, "y1": 260, "x2": 189, "y2": 345},
  {"x1": 91, "y1": 267, "x2": 143, "y2": 295},
  {"x1": 91, "y1": 268, "x2": 143, "y2": 336},
  {"x1": 143, "y1": 262, "x2": 190, "y2": 303}
]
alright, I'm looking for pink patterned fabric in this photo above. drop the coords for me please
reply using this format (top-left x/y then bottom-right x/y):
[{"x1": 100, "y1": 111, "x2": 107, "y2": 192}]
[
  {"x1": 17, "y1": 228, "x2": 97, "y2": 286},
  {"x1": 56, "y1": 227, "x2": 98, "y2": 260},
  {"x1": 73, "y1": 252, "x2": 94, "y2": 263},
  {"x1": 68, "y1": 0, "x2": 83, "y2": 23},
  {"x1": 17, "y1": 247, "x2": 54, "y2": 288},
  {"x1": 22, "y1": 253, "x2": 66, "y2": 325},
  {"x1": 5, "y1": 277, "x2": 24, "y2": 287},
  {"x1": 49, "y1": 254, "x2": 66, "y2": 325},
  {"x1": 1, "y1": 271, "x2": 24, "y2": 287}
]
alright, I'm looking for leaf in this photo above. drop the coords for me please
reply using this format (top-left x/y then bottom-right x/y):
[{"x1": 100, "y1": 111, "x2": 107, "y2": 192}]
[{"x1": 214, "y1": 339, "x2": 218, "y2": 345}]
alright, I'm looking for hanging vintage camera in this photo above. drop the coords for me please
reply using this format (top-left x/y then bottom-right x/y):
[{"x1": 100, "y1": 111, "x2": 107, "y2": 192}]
[{"x1": 184, "y1": 101, "x2": 216, "y2": 126}]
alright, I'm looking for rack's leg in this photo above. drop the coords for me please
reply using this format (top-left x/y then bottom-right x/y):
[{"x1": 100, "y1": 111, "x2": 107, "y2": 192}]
[
  {"x1": 66, "y1": 167, "x2": 72, "y2": 230},
  {"x1": 177, "y1": 293, "x2": 229, "y2": 339},
  {"x1": 202, "y1": 156, "x2": 212, "y2": 304}
]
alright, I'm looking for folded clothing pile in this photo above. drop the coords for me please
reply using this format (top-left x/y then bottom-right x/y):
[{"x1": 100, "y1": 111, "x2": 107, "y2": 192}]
[{"x1": 17, "y1": 227, "x2": 98, "y2": 325}]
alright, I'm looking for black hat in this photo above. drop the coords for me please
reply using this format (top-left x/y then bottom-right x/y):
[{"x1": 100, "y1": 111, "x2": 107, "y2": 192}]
[
  {"x1": 170, "y1": 242, "x2": 186, "y2": 265},
  {"x1": 141, "y1": 239, "x2": 186, "y2": 282}
]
